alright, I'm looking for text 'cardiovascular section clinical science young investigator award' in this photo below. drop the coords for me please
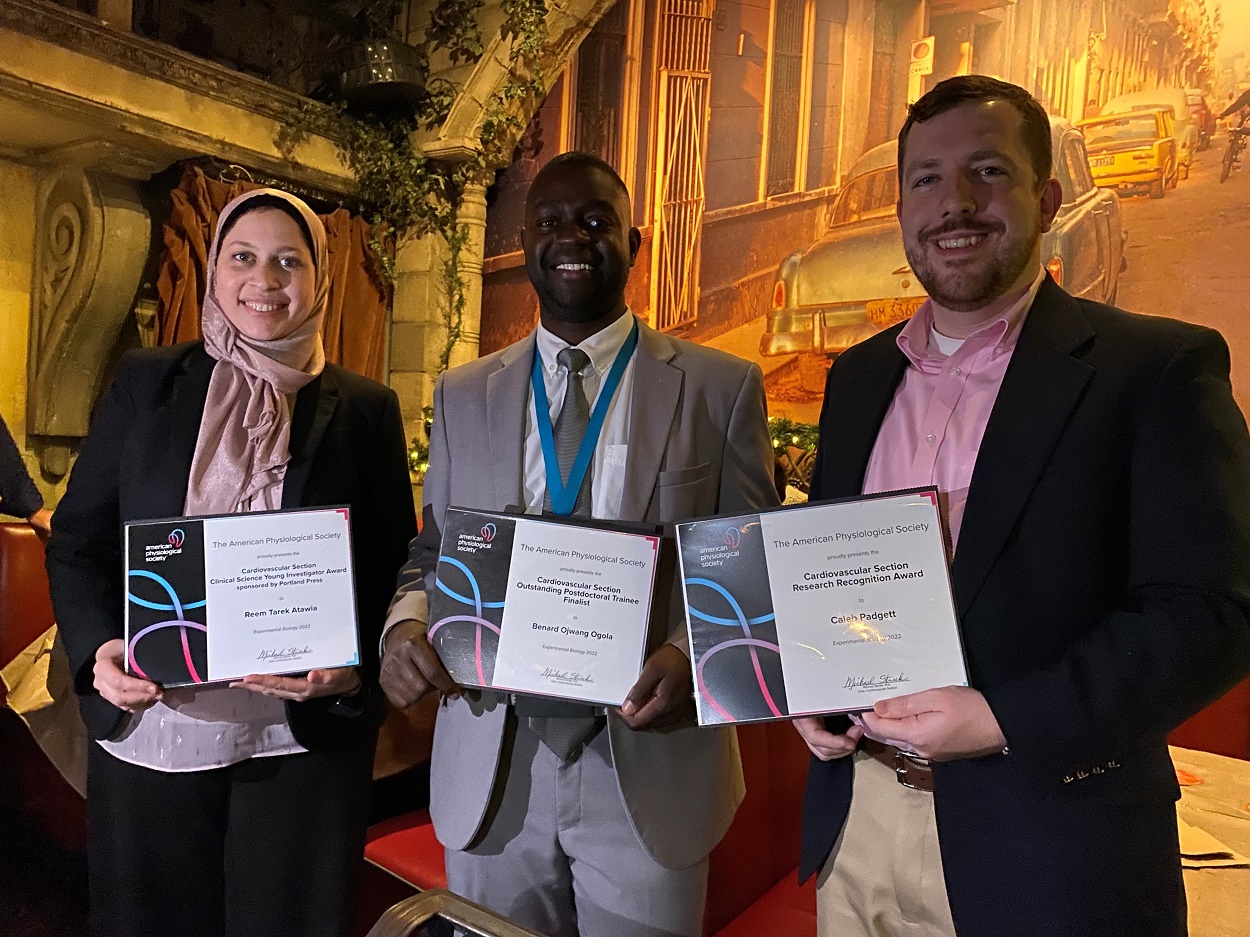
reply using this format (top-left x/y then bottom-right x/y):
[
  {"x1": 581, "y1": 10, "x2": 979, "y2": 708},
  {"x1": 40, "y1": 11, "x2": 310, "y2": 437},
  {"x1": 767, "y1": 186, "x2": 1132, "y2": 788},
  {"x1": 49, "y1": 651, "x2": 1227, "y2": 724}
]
[
  {"x1": 676, "y1": 488, "x2": 968, "y2": 726},
  {"x1": 124, "y1": 508, "x2": 359, "y2": 687},
  {"x1": 428, "y1": 507, "x2": 660, "y2": 707}
]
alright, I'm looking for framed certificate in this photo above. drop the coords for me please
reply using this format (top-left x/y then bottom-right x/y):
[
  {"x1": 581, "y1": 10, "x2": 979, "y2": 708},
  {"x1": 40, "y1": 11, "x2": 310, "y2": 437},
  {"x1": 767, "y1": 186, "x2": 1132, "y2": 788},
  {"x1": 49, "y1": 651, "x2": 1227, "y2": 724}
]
[
  {"x1": 124, "y1": 508, "x2": 359, "y2": 687},
  {"x1": 427, "y1": 508, "x2": 661, "y2": 706},
  {"x1": 676, "y1": 488, "x2": 968, "y2": 726}
]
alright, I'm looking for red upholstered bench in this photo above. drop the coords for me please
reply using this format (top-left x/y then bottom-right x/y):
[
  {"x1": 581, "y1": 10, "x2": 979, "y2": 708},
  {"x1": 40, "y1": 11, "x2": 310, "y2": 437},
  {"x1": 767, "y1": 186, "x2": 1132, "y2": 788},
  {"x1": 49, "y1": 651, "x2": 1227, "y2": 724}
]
[
  {"x1": 363, "y1": 720, "x2": 818, "y2": 936},
  {"x1": 365, "y1": 808, "x2": 448, "y2": 891},
  {"x1": 1169, "y1": 678, "x2": 1250, "y2": 761},
  {"x1": 703, "y1": 721, "x2": 816, "y2": 935},
  {"x1": 714, "y1": 875, "x2": 817, "y2": 937}
]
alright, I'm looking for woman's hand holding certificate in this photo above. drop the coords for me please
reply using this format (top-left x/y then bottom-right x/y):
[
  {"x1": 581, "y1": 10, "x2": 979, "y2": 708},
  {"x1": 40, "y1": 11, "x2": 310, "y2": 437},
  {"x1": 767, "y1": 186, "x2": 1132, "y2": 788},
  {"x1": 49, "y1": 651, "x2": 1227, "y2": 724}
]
[
  {"x1": 94, "y1": 638, "x2": 163, "y2": 712},
  {"x1": 232, "y1": 666, "x2": 360, "y2": 701}
]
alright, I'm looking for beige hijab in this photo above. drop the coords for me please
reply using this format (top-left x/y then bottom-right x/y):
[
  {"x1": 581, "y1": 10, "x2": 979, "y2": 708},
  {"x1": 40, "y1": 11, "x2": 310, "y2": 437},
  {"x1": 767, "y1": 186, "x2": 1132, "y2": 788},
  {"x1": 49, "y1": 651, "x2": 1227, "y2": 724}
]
[{"x1": 184, "y1": 189, "x2": 328, "y2": 515}]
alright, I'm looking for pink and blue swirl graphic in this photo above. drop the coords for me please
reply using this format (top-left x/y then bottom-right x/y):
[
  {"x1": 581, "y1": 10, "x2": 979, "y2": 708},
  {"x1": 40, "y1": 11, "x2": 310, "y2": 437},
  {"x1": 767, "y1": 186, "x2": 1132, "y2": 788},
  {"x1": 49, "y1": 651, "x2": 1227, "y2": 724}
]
[
  {"x1": 686, "y1": 578, "x2": 785, "y2": 722},
  {"x1": 428, "y1": 555, "x2": 505, "y2": 685},
  {"x1": 127, "y1": 570, "x2": 208, "y2": 684}
]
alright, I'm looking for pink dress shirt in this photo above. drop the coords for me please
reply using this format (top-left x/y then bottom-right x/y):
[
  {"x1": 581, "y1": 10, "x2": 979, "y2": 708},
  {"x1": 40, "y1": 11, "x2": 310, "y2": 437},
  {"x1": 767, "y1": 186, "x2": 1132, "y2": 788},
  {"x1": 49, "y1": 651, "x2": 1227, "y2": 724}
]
[{"x1": 862, "y1": 271, "x2": 1045, "y2": 550}]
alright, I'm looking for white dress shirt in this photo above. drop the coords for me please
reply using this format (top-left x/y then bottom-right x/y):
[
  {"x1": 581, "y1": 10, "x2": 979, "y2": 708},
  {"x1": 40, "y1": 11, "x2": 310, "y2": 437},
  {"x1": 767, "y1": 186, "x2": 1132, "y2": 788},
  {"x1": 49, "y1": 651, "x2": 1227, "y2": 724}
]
[
  {"x1": 98, "y1": 685, "x2": 304, "y2": 772},
  {"x1": 524, "y1": 310, "x2": 637, "y2": 519}
]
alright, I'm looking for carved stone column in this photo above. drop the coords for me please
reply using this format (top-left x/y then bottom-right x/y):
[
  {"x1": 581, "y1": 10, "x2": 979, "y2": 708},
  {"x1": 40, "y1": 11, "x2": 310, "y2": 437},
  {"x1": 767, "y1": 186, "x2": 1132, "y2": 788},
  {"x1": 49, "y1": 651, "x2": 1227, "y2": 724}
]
[
  {"x1": 26, "y1": 169, "x2": 150, "y2": 476},
  {"x1": 450, "y1": 173, "x2": 490, "y2": 369}
]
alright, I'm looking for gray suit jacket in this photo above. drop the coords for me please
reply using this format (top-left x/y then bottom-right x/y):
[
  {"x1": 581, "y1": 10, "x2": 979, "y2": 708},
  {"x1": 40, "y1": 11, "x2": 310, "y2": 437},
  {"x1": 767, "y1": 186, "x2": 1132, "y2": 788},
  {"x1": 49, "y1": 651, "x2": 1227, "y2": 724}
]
[{"x1": 392, "y1": 317, "x2": 779, "y2": 870}]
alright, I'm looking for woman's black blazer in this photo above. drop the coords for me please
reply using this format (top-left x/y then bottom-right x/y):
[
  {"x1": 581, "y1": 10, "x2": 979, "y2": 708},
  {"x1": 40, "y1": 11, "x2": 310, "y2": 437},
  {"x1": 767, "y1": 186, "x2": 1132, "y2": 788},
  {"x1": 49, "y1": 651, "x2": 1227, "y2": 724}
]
[{"x1": 47, "y1": 341, "x2": 417, "y2": 750}]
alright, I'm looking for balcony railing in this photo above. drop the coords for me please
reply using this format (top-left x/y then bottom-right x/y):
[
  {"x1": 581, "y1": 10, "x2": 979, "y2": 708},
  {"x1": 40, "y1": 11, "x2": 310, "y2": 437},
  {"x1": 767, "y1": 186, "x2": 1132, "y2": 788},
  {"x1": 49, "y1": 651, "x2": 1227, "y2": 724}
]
[{"x1": 129, "y1": 0, "x2": 379, "y2": 96}]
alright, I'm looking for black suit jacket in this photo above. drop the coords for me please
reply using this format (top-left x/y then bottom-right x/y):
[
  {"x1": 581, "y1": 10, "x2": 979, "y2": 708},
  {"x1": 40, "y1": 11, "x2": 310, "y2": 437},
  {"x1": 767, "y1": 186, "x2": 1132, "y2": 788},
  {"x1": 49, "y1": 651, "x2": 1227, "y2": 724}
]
[
  {"x1": 47, "y1": 342, "x2": 416, "y2": 750},
  {"x1": 800, "y1": 278, "x2": 1250, "y2": 937}
]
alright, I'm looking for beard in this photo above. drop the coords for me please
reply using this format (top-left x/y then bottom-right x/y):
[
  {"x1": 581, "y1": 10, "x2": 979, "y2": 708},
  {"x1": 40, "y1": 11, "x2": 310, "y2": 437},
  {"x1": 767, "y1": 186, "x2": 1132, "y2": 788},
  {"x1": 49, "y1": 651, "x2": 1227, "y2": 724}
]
[{"x1": 904, "y1": 223, "x2": 1038, "y2": 312}]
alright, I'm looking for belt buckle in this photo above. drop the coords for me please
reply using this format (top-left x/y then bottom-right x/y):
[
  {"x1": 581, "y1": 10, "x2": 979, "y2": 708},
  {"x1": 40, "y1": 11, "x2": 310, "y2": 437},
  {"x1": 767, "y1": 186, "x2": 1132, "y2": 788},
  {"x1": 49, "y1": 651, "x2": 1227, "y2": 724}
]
[{"x1": 893, "y1": 749, "x2": 929, "y2": 789}]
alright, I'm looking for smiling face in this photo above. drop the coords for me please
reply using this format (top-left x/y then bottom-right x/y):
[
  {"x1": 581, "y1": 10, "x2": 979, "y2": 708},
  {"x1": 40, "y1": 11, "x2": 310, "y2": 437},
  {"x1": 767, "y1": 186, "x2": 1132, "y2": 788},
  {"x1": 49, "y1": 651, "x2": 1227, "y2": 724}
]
[
  {"x1": 896, "y1": 100, "x2": 1060, "y2": 322},
  {"x1": 213, "y1": 207, "x2": 317, "y2": 342},
  {"x1": 522, "y1": 163, "x2": 641, "y2": 336}
]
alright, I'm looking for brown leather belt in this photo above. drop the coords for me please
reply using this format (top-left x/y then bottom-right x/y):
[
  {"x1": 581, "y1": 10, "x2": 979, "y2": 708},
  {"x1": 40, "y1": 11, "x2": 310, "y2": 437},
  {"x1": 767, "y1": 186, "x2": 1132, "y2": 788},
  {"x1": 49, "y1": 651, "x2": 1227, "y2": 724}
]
[{"x1": 860, "y1": 738, "x2": 934, "y2": 792}]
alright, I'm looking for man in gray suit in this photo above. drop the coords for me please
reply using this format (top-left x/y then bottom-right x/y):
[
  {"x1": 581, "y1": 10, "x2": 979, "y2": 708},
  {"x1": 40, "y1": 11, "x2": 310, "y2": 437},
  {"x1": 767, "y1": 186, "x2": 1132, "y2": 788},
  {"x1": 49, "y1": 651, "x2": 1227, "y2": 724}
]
[{"x1": 379, "y1": 152, "x2": 778, "y2": 937}]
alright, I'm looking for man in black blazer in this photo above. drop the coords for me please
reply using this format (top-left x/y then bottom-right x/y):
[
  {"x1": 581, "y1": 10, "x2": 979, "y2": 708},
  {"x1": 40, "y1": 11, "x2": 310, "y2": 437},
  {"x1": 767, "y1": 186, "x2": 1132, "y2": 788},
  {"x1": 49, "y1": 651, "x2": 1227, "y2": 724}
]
[{"x1": 797, "y1": 76, "x2": 1250, "y2": 937}]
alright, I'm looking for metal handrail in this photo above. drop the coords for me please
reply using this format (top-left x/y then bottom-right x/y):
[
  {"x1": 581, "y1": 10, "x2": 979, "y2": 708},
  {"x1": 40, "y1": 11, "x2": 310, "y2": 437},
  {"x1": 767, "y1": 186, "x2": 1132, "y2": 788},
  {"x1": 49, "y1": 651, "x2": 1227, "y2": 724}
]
[{"x1": 365, "y1": 889, "x2": 548, "y2": 937}]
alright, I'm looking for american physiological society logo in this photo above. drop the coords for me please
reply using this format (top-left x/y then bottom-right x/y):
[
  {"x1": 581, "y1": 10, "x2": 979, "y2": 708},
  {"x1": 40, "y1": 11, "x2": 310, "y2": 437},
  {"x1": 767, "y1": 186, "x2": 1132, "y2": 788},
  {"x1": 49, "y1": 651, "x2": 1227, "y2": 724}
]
[
  {"x1": 695, "y1": 524, "x2": 745, "y2": 568},
  {"x1": 455, "y1": 522, "x2": 498, "y2": 554},
  {"x1": 144, "y1": 528, "x2": 186, "y2": 563}
]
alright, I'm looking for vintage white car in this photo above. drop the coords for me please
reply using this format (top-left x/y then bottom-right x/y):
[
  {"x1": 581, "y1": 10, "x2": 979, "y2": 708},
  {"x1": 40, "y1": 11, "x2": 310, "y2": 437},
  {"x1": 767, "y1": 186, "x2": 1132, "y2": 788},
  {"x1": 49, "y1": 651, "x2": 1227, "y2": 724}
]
[{"x1": 759, "y1": 118, "x2": 1127, "y2": 377}]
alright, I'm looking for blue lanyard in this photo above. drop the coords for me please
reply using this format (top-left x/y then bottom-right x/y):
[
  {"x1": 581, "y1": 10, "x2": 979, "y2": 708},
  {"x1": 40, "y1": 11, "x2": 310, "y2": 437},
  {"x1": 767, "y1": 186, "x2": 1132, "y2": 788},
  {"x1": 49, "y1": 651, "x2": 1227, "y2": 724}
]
[{"x1": 531, "y1": 318, "x2": 639, "y2": 516}]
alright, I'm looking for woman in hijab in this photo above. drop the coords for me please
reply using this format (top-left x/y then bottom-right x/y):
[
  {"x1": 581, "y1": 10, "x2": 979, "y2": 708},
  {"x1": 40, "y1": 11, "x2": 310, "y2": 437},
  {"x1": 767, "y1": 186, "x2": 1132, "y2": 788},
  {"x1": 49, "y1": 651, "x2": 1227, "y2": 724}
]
[{"x1": 47, "y1": 189, "x2": 416, "y2": 937}]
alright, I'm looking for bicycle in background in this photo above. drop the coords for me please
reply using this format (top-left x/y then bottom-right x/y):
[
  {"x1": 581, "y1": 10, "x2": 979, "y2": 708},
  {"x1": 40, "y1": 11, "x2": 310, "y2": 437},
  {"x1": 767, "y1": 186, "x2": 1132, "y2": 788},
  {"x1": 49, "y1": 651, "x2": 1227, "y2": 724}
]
[{"x1": 1220, "y1": 114, "x2": 1249, "y2": 183}]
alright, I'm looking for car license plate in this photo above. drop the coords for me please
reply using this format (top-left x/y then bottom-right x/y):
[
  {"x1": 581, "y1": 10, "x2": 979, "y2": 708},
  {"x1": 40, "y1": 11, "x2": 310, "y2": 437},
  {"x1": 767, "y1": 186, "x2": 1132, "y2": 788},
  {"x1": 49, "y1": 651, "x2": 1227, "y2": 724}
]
[
  {"x1": 1092, "y1": 155, "x2": 1113, "y2": 167},
  {"x1": 866, "y1": 297, "x2": 925, "y2": 327}
]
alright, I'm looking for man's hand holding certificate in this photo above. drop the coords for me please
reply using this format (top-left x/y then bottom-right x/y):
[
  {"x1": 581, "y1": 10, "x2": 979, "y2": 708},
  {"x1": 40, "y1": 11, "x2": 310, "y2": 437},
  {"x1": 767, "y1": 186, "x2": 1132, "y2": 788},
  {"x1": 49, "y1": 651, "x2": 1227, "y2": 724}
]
[{"x1": 852, "y1": 685, "x2": 1007, "y2": 761}]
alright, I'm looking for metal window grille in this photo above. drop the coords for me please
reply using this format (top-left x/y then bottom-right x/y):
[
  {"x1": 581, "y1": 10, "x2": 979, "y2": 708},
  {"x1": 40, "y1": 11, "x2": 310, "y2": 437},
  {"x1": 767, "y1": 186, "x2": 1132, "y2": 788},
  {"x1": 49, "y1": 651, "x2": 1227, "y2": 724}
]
[
  {"x1": 651, "y1": 0, "x2": 714, "y2": 332},
  {"x1": 573, "y1": 1, "x2": 631, "y2": 171},
  {"x1": 766, "y1": 0, "x2": 805, "y2": 197}
]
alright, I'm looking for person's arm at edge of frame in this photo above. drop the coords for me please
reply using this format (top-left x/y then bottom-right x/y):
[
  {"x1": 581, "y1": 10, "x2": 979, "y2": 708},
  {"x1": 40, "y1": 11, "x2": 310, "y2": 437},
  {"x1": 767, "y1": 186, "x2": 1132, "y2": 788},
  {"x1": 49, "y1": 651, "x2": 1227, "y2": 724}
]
[
  {"x1": 1219, "y1": 88, "x2": 1250, "y2": 120},
  {"x1": 0, "y1": 412, "x2": 51, "y2": 541}
]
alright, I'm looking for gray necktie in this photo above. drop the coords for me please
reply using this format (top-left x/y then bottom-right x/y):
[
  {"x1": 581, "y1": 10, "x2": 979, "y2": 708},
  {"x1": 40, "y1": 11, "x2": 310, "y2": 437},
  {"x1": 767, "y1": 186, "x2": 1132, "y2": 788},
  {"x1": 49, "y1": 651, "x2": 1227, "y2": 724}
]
[
  {"x1": 524, "y1": 345, "x2": 605, "y2": 760},
  {"x1": 542, "y1": 347, "x2": 593, "y2": 516}
]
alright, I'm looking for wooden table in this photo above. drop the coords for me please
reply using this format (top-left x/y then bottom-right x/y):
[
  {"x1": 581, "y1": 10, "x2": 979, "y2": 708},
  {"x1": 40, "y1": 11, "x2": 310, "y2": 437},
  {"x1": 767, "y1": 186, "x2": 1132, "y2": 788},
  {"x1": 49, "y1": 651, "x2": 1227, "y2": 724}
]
[{"x1": 1171, "y1": 746, "x2": 1250, "y2": 937}]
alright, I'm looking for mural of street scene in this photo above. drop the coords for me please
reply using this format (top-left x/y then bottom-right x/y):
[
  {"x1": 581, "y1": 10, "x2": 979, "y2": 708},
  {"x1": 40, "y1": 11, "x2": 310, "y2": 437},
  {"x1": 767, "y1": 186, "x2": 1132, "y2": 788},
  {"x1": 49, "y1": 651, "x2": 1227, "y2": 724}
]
[{"x1": 478, "y1": 0, "x2": 1250, "y2": 427}]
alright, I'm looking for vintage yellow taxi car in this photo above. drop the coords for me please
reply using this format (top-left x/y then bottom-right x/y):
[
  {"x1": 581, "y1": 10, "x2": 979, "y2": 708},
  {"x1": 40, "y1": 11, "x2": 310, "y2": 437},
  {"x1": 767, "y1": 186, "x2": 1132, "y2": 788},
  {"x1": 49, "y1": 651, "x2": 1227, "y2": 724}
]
[{"x1": 1077, "y1": 107, "x2": 1179, "y2": 199}]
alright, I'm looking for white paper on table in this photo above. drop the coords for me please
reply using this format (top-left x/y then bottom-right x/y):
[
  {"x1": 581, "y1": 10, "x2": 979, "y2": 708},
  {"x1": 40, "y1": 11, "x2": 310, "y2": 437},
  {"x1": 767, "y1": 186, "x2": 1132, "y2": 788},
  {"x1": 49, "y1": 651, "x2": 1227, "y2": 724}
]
[{"x1": 1178, "y1": 816, "x2": 1250, "y2": 868}]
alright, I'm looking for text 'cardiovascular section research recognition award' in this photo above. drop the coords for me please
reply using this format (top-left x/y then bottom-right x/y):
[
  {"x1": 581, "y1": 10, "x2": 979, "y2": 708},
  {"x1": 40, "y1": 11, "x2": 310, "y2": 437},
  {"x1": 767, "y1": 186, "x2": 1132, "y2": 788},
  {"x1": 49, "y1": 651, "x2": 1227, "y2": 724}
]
[
  {"x1": 428, "y1": 508, "x2": 660, "y2": 706},
  {"x1": 124, "y1": 508, "x2": 359, "y2": 687},
  {"x1": 676, "y1": 489, "x2": 968, "y2": 726}
]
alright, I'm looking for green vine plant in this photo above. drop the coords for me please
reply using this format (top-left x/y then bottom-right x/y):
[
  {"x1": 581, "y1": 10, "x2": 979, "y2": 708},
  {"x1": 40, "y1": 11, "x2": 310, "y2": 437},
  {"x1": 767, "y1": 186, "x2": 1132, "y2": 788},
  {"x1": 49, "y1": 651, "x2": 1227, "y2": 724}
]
[{"x1": 276, "y1": 0, "x2": 549, "y2": 480}]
